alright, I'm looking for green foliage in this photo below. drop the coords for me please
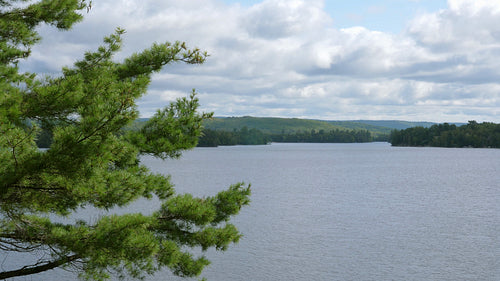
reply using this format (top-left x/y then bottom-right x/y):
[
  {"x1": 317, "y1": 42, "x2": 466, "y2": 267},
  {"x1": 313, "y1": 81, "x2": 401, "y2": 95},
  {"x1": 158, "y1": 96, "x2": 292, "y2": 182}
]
[
  {"x1": 338, "y1": 120, "x2": 438, "y2": 131},
  {"x1": 202, "y1": 116, "x2": 390, "y2": 141},
  {"x1": 389, "y1": 121, "x2": 500, "y2": 148},
  {"x1": 203, "y1": 116, "x2": 346, "y2": 134},
  {"x1": 198, "y1": 127, "x2": 375, "y2": 146},
  {"x1": 128, "y1": 91, "x2": 212, "y2": 158},
  {"x1": 270, "y1": 128, "x2": 373, "y2": 143},
  {"x1": 198, "y1": 127, "x2": 271, "y2": 146},
  {"x1": 0, "y1": 1, "x2": 249, "y2": 280}
]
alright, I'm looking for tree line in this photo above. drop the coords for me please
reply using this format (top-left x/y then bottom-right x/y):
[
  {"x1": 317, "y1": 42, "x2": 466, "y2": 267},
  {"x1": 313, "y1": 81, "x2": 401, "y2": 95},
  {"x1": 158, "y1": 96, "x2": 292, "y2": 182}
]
[
  {"x1": 198, "y1": 126, "x2": 271, "y2": 146},
  {"x1": 270, "y1": 128, "x2": 376, "y2": 143},
  {"x1": 389, "y1": 121, "x2": 500, "y2": 148},
  {"x1": 197, "y1": 127, "x2": 385, "y2": 147},
  {"x1": 36, "y1": 126, "x2": 387, "y2": 148}
]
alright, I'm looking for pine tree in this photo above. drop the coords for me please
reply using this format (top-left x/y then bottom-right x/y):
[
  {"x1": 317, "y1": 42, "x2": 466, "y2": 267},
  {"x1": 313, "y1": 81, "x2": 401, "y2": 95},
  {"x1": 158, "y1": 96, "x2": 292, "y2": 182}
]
[{"x1": 0, "y1": 1, "x2": 250, "y2": 280}]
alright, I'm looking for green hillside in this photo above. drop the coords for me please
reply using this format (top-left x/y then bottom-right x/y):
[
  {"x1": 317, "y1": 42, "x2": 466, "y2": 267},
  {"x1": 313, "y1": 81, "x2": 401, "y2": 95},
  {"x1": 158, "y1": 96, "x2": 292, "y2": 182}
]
[
  {"x1": 345, "y1": 120, "x2": 437, "y2": 130},
  {"x1": 324, "y1": 121, "x2": 393, "y2": 135},
  {"x1": 204, "y1": 117, "x2": 347, "y2": 133},
  {"x1": 130, "y1": 116, "x2": 452, "y2": 139},
  {"x1": 203, "y1": 116, "x2": 391, "y2": 136},
  {"x1": 38, "y1": 117, "x2": 468, "y2": 148}
]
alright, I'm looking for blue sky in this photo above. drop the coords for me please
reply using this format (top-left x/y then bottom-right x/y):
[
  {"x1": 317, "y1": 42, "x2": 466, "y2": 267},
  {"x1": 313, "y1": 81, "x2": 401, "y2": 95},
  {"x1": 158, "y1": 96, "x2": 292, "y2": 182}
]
[
  {"x1": 226, "y1": 0, "x2": 448, "y2": 33},
  {"x1": 21, "y1": 0, "x2": 500, "y2": 122}
]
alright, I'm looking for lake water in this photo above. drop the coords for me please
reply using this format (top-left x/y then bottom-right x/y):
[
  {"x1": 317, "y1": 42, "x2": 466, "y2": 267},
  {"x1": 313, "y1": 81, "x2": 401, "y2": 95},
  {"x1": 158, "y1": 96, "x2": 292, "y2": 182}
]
[{"x1": 5, "y1": 143, "x2": 500, "y2": 280}]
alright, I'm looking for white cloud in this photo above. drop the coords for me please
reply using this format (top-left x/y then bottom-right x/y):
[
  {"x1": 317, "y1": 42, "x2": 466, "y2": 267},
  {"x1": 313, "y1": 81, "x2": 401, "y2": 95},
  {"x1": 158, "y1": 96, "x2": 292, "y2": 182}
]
[
  {"x1": 448, "y1": 0, "x2": 500, "y2": 15},
  {"x1": 241, "y1": 0, "x2": 329, "y2": 39},
  {"x1": 18, "y1": 0, "x2": 500, "y2": 123}
]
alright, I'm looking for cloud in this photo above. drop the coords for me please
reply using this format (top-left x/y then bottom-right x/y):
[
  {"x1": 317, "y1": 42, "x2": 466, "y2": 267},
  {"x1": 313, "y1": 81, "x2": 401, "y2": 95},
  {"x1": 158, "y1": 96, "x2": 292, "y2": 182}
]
[
  {"x1": 405, "y1": 0, "x2": 500, "y2": 85},
  {"x1": 408, "y1": 1, "x2": 500, "y2": 49},
  {"x1": 448, "y1": 0, "x2": 500, "y2": 15},
  {"x1": 240, "y1": 0, "x2": 329, "y2": 39},
  {"x1": 18, "y1": 0, "x2": 500, "y2": 123}
]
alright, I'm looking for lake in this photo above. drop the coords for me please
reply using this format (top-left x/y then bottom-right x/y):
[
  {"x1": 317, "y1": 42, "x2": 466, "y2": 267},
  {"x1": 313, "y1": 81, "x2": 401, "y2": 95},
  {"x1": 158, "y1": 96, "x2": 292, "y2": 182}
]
[{"x1": 6, "y1": 143, "x2": 500, "y2": 280}]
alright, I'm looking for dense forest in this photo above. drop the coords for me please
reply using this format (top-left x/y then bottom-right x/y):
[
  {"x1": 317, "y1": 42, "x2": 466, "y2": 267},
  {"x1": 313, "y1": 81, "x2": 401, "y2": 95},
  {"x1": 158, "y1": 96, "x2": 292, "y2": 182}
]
[
  {"x1": 39, "y1": 119, "x2": 500, "y2": 148},
  {"x1": 198, "y1": 127, "x2": 271, "y2": 146},
  {"x1": 197, "y1": 127, "x2": 382, "y2": 147},
  {"x1": 270, "y1": 128, "x2": 375, "y2": 143},
  {"x1": 197, "y1": 116, "x2": 404, "y2": 146},
  {"x1": 202, "y1": 116, "x2": 417, "y2": 136},
  {"x1": 37, "y1": 126, "x2": 382, "y2": 148},
  {"x1": 389, "y1": 121, "x2": 500, "y2": 148}
]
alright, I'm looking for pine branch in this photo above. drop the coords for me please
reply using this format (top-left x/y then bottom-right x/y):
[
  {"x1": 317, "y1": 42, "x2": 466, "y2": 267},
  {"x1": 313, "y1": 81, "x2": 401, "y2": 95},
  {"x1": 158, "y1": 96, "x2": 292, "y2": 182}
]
[{"x1": 0, "y1": 254, "x2": 79, "y2": 279}]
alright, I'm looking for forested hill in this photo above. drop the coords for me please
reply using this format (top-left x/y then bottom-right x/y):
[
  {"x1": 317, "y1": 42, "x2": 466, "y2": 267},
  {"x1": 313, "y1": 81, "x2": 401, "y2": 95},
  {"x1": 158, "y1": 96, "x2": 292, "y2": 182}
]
[
  {"x1": 195, "y1": 117, "x2": 441, "y2": 146},
  {"x1": 134, "y1": 116, "x2": 439, "y2": 134},
  {"x1": 35, "y1": 116, "x2": 467, "y2": 148},
  {"x1": 203, "y1": 117, "x2": 347, "y2": 134},
  {"x1": 390, "y1": 121, "x2": 500, "y2": 148},
  {"x1": 201, "y1": 116, "x2": 432, "y2": 135},
  {"x1": 337, "y1": 120, "x2": 438, "y2": 130}
]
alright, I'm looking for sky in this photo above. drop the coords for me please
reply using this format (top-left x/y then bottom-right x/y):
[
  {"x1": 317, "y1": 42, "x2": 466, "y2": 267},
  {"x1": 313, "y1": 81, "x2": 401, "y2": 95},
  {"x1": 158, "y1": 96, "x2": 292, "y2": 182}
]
[{"x1": 20, "y1": 0, "x2": 500, "y2": 122}]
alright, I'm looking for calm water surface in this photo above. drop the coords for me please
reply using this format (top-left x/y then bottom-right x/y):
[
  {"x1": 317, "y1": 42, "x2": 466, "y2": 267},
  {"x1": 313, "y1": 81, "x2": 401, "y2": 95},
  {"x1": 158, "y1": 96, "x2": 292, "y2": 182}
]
[{"x1": 6, "y1": 143, "x2": 500, "y2": 280}]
